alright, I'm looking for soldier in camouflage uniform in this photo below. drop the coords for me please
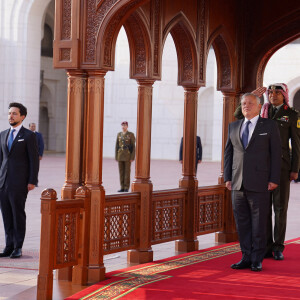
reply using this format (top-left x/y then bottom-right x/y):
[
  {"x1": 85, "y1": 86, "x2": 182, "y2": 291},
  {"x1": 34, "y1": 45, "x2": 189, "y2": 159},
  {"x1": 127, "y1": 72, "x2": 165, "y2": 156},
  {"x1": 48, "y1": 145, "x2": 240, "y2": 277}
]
[
  {"x1": 234, "y1": 84, "x2": 300, "y2": 260},
  {"x1": 115, "y1": 121, "x2": 135, "y2": 192}
]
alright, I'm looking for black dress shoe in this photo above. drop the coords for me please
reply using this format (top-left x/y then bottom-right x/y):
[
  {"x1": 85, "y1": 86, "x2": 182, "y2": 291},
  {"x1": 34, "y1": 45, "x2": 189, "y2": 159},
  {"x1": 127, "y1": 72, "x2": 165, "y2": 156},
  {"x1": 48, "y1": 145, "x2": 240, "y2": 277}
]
[
  {"x1": 10, "y1": 248, "x2": 22, "y2": 259},
  {"x1": 123, "y1": 189, "x2": 128, "y2": 192},
  {"x1": 274, "y1": 251, "x2": 284, "y2": 260},
  {"x1": 264, "y1": 251, "x2": 273, "y2": 258},
  {"x1": 251, "y1": 262, "x2": 262, "y2": 271},
  {"x1": 231, "y1": 259, "x2": 251, "y2": 269},
  {"x1": 0, "y1": 247, "x2": 14, "y2": 257},
  {"x1": 118, "y1": 189, "x2": 124, "y2": 192}
]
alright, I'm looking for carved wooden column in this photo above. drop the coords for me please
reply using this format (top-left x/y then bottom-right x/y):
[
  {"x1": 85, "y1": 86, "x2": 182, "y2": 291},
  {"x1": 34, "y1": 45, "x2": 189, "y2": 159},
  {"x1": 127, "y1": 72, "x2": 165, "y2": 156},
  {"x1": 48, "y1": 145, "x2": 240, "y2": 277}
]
[
  {"x1": 62, "y1": 70, "x2": 86, "y2": 200},
  {"x1": 215, "y1": 91, "x2": 239, "y2": 243},
  {"x1": 128, "y1": 79, "x2": 154, "y2": 264},
  {"x1": 176, "y1": 87, "x2": 199, "y2": 252},
  {"x1": 85, "y1": 71, "x2": 106, "y2": 282}
]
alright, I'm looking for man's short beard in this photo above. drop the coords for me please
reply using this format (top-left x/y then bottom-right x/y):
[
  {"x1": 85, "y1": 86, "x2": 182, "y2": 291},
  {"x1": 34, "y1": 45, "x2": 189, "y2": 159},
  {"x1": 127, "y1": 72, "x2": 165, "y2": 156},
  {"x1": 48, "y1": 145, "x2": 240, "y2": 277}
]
[{"x1": 9, "y1": 121, "x2": 18, "y2": 126}]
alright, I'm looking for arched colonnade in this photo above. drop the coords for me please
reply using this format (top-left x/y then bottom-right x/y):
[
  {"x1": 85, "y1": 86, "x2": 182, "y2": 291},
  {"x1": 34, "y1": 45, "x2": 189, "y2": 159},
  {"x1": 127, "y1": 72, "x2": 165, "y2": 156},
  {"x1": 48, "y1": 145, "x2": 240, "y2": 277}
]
[{"x1": 37, "y1": 0, "x2": 300, "y2": 298}]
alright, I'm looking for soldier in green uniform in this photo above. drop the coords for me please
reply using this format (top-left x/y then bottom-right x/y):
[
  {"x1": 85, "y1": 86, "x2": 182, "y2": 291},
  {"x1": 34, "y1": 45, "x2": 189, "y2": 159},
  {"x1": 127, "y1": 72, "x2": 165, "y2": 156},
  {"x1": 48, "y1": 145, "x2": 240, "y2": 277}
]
[
  {"x1": 234, "y1": 84, "x2": 300, "y2": 260},
  {"x1": 115, "y1": 121, "x2": 135, "y2": 192}
]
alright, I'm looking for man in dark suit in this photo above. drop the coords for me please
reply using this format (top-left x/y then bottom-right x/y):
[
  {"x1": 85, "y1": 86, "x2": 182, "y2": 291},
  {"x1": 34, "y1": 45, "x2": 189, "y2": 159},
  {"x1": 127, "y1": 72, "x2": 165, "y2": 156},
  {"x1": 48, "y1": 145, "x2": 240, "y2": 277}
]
[
  {"x1": 224, "y1": 93, "x2": 281, "y2": 271},
  {"x1": 179, "y1": 136, "x2": 202, "y2": 173},
  {"x1": 29, "y1": 122, "x2": 44, "y2": 160},
  {"x1": 0, "y1": 102, "x2": 39, "y2": 258}
]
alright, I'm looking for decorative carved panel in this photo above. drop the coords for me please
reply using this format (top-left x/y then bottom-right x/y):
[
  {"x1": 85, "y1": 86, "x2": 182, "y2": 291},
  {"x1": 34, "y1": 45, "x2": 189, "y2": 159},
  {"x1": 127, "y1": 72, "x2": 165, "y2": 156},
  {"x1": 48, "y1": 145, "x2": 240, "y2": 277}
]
[
  {"x1": 55, "y1": 210, "x2": 79, "y2": 267},
  {"x1": 198, "y1": 0, "x2": 208, "y2": 84},
  {"x1": 151, "y1": 190, "x2": 185, "y2": 243},
  {"x1": 61, "y1": 0, "x2": 72, "y2": 40},
  {"x1": 196, "y1": 190, "x2": 224, "y2": 234},
  {"x1": 103, "y1": 196, "x2": 138, "y2": 253}
]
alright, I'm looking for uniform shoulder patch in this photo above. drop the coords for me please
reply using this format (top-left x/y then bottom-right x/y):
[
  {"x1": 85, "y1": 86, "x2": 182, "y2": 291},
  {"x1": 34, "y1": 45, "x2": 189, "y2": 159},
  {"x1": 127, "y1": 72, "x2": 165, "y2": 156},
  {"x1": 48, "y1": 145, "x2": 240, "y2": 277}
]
[{"x1": 297, "y1": 119, "x2": 300, "y2": 128}]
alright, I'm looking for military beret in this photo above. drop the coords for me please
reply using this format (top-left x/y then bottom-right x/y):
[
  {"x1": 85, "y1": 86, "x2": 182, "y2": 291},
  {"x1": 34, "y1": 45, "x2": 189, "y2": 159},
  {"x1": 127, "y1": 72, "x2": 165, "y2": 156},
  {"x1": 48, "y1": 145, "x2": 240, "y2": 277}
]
[{"x1": 121, "y1": 121, "x2": 128, "y2": 126}]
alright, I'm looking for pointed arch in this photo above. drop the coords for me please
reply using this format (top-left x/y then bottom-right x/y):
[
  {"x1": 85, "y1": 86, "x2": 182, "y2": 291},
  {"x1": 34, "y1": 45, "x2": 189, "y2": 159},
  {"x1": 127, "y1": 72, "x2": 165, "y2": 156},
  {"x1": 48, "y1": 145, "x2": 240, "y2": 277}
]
[
  {"x1": 207, "y1": 27, "x2": 235, "y2": 91},
  {"x1": 163, "y1": 13, "x2": 198, "y2": 86}
]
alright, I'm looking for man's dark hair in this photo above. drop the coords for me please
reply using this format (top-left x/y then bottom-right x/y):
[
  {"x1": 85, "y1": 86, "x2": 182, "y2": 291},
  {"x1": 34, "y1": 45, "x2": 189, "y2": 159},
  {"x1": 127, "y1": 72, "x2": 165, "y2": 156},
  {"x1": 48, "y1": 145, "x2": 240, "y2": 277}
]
[{"x1": 9, "y1": 102, "x2": 27, "y2": 117}]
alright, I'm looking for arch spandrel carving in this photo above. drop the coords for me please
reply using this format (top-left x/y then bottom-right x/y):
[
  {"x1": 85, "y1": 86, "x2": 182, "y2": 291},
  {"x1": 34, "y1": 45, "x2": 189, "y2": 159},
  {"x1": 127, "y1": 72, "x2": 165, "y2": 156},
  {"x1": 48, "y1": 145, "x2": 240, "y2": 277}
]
[
  {"x1": 124, "y1": 11, "x2": 152, "y2": 78},
  {"x1": 207, "y1": 28, "x2": 235, "y2": 91},
  {"x1": 163, "y1": 13, "x2": 198, "y2": 86}
]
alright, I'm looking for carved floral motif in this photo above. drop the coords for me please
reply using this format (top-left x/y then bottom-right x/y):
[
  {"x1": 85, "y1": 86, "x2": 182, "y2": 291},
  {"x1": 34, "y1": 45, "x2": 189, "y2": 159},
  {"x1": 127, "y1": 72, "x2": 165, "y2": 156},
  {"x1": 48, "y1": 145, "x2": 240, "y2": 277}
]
[{"x1": 62, "y1": 0, "x2": 72, "y2": 40}]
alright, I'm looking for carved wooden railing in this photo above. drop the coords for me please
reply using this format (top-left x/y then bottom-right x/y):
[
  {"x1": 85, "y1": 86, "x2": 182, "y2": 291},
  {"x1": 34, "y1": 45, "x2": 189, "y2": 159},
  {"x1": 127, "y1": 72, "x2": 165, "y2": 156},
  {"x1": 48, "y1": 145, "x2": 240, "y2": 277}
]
[
  {"x1": 103, "y1": 193, "x2": 140, "y2": 254},
  {"x1": 37, "y1": 185, "x2": 226, "y2": 299},
  {"x1": 37, "y1": 187, "x2": 90, "y2": 300}
]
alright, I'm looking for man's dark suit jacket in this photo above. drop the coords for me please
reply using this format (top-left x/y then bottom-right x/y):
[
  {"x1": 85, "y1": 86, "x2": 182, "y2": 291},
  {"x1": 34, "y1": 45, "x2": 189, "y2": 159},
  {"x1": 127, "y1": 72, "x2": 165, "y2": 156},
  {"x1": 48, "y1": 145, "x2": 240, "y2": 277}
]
[
  {"x1": 35, "y1": 131, "x2": 44, "y2": 157},
  {"x1": 224, "y1": 117, "x2": 281, "y2": 192},
  {"x1": 0, "y1": 127, "x2": 39, "y2": 189},
  {"x1": 179, "y1": 136, "x2": 202, "y2": 164}
]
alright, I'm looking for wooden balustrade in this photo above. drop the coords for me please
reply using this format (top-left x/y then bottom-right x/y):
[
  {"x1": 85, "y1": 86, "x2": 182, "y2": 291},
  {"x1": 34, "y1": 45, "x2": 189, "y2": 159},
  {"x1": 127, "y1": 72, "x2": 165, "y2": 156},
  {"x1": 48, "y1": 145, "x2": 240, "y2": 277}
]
[
  {"x1": 37, "y1": 187, "x2": 90, "y2": 300},
  {"x1": 37, "y1": 185, "x2": 226, "y2": 299}
]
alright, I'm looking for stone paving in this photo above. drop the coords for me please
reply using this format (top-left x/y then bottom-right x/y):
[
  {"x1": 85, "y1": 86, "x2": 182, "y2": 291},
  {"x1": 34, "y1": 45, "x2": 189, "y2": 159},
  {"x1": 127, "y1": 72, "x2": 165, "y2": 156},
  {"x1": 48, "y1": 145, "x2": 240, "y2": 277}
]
[{"x1": 0, "y1": 153, "x2": 299, "y2": 299}]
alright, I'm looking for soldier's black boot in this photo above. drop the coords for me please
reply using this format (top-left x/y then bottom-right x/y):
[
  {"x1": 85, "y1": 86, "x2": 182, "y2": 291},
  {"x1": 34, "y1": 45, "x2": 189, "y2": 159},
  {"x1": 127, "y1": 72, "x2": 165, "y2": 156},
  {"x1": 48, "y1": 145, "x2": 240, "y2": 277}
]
[{"x1": 118, "y1": 189, "x2": 124, "y2": 192}]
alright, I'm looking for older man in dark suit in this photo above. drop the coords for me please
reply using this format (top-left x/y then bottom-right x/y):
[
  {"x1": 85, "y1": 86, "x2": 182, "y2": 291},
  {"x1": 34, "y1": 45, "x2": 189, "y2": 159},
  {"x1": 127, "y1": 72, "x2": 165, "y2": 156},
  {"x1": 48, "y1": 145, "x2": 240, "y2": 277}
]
[
  {"x1": 0, "y1": 102, "x2": 39, "y2": 258},
  {"x1": 224, "y1": 93, "x2": 281, "y2": 271}
]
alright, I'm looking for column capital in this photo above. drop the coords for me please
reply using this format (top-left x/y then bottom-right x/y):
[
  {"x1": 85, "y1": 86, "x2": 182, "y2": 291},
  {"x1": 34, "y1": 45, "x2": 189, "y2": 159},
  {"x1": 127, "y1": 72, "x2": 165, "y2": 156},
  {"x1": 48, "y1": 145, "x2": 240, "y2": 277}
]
[
  {"x1": 220, "y1": 90, "x2": 242, "y2": 98},
  {"x1": 183, "y1": 85, "x2": 200, "y2": 93},
  {"x1": 136, "y1": 79, "x2": 155, "y2": 86},
  {"x1": 87, "y1": 70, "x2": 107, "y2": 77},
  {"x1": 67, "y1": 69, "x2": 87, "y2": 77}
]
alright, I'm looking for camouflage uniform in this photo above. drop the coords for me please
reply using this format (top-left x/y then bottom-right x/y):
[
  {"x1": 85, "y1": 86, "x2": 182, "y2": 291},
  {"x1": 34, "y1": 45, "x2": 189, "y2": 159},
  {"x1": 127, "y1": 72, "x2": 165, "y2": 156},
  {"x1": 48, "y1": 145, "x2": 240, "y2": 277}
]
[{"x1": 115, "y1": 131, "x2": 135, "y2": 191}]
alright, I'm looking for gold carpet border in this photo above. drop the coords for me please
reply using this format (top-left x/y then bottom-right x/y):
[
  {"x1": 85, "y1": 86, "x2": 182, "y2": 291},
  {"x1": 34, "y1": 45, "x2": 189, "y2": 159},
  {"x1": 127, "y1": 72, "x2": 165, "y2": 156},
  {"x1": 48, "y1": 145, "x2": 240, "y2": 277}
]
[
  {"x1": 81, "y1": 243, "x2": 241, "y2": 299},
  {"x1": 80, "y1": 240, "x2": 300, "y2": 299}
]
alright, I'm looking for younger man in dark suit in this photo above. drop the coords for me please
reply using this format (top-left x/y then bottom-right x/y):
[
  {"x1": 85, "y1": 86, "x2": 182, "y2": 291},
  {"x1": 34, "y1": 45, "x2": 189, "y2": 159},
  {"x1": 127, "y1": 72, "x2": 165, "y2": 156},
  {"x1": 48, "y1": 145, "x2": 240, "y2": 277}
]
[
  {"x1": 224, "y1": 93, "x2": 281, "y2": 271},
  {"x1": 0, "y1": 103, "x2": 39, "y2": 258}
]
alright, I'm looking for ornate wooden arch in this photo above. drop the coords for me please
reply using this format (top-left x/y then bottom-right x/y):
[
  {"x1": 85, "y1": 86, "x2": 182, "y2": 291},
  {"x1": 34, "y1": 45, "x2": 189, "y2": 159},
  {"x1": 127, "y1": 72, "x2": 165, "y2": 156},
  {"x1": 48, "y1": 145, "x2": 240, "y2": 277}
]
[
  {"x1": 207, "y1": 27, "x2": 235, "y2": 91},
  {"x1": 163, "y1": 13, "x2": 198, "y2": 86},
  {"x1": 83, "y1": 0, "x2": 149, "y2": 69}
]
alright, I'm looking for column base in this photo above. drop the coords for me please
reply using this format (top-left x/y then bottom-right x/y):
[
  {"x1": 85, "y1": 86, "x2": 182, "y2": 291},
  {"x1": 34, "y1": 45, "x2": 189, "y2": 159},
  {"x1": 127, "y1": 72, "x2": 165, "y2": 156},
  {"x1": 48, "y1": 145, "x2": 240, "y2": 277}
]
[
  {"x1": 57, "y1": 267, "x2": 72, "y2": 281},
  {"x1": 88, "y1": 265, "x2": 106, "y2": 284},
  {"x1": 175, "y1": 239, "x2": 199, "y2": 252},
  {"x1": 127, "y1": 249, "x2": 153, "y2": 264},
  {"x1": 215, "y1": 231, "x2": 238, "y2": 243},
  {"x1": 61, "y1": 183, "x2": 80, "y2": 200}
]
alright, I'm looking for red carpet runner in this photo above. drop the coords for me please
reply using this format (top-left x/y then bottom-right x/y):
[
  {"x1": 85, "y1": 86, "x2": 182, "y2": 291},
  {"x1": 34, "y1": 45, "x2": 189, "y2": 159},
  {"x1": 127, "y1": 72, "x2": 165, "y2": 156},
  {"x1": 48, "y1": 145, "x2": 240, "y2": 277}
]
[{"x1": 66, "y1": 238, "x2": 300, "y2": 299}]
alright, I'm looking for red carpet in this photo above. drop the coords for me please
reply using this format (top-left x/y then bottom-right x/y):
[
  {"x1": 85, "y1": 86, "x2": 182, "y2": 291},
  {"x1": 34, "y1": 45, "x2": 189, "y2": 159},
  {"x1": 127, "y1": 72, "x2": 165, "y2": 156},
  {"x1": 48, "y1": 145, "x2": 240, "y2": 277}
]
[{"x1": 66, "y1": 238, "x2": 300, "y2": 299}]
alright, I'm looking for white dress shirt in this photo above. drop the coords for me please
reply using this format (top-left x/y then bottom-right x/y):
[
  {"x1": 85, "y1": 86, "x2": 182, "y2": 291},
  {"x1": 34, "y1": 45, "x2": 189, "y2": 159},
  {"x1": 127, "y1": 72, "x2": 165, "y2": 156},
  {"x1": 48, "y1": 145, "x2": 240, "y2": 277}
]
[
  {"x1": 7, "y1": 124, "x2": 23, "y2": 146},
  {"x1": 240, "y1": 115, "x2": 259, "y2": 144}
]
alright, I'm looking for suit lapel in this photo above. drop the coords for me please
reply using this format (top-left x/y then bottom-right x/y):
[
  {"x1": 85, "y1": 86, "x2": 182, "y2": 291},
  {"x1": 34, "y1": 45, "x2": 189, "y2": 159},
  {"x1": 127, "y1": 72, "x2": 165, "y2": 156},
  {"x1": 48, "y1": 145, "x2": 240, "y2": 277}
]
[
  {"x1": 4, "y1": 129, "x2": 10, "y2": 154},
  {"x1": 235, "y1": 119, "x2": 244, "y2": 149}
]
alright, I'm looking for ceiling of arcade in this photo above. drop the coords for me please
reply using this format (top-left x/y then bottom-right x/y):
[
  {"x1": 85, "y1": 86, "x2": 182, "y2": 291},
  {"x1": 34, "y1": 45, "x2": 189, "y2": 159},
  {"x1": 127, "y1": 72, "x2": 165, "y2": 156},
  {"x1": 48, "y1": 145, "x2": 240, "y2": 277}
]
[{"x1": 54, "y1": 0, "x2": 300, "y2": 92}]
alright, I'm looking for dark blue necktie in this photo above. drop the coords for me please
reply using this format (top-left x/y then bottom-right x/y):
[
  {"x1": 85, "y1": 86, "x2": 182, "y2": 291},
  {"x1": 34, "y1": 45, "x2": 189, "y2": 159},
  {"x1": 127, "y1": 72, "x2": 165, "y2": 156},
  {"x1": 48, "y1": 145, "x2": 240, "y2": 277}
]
[
  {"x1": 242, "y1": 121, "x2": 251, "y2": 149},
  {"x1": 8, "y1": 129, "x2": 16, "y2": 151}
]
